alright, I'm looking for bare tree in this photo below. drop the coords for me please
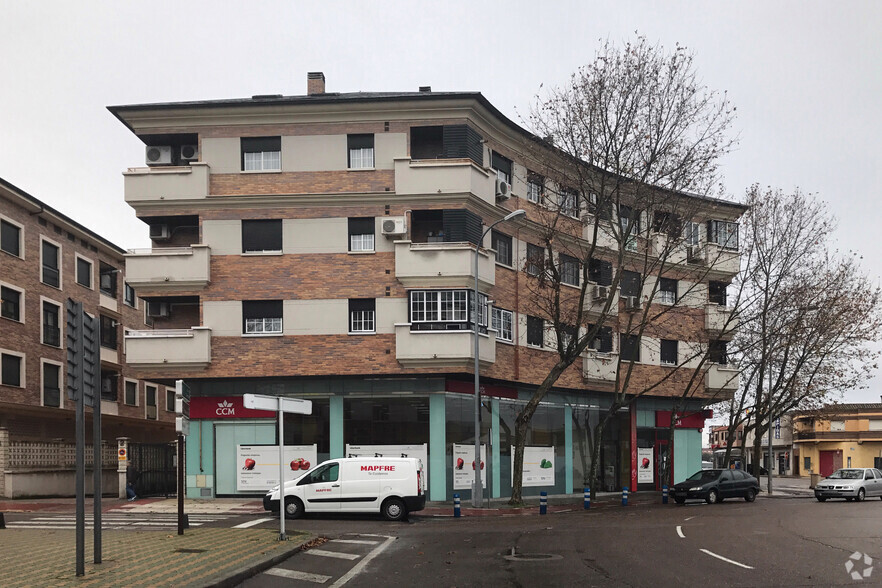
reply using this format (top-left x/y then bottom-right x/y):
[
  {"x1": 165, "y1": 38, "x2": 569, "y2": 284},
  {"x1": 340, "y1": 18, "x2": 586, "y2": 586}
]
[{"x1": 505, "y1": 36, "x2": 738, "y2": 504}]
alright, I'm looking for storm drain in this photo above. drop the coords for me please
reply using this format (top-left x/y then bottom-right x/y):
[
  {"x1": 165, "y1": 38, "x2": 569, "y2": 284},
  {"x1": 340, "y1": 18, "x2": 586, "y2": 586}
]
[{"x1": 504, "y1": 547, "x2": 562, "y2": 562}]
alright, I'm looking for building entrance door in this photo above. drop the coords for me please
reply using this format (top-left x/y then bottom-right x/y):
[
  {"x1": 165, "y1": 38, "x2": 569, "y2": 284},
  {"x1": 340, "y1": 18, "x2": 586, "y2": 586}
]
[
  {"x1": 819, "y1": 450, "x2": 843, "y2": 477},
  {"x1": 655, "y1": 441, "x2": 671, "y2": 490}
]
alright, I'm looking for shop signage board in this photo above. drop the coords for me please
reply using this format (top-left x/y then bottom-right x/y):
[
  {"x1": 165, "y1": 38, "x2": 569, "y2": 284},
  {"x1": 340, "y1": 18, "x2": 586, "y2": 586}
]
[
  {"x1": 637, "y1": 448, "x2": 654, "y2": 484},
  {"x1": 452, "y1": 443, "x2": 486, "y2": 490},
  {"x1": 510, "y1": 446, "x2": 555, "y2": 487},
  {"x1": 655, "y1": 410, "x2": 711, "y2": 429},
  {"x1": 236, "y1": 445, "x2": 318, "y2": 492},
  {"x1": 345, "y1": 444, "x2": 428, "y2": 483},
  {"x1": 190, "y1": 396, "x2": 275, "y2": 419}
]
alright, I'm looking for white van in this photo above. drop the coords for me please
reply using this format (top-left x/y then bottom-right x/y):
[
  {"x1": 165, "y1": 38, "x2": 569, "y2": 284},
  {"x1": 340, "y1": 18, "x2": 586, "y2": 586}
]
[{"x1": 263, "y1": 457, "x2": 426, "y2": 521}]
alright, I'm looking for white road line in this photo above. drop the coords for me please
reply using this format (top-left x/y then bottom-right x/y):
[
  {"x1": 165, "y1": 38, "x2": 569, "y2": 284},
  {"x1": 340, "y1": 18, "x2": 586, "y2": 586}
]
[
  {"x1": 700, "y1": 549, "x2": 754, "y2": 569},
  {"x1": 676, "y1": 526, "x2": 685, "y2": 538},
  {"x1": 330, "y1": 535, "x2": 396, "y2": 588},
  {"x1": 684, "y1": 516, "x2": 695, "y2": 521},
  {"x1": 306, "y1": 549, "x2": 361, "y2": 561},
  {"x1": 265, "y1": 568, "x2": 332, "y2": 583},
  {"x1": 232, "y1": 518, "x2": 274, "y2": 529},
  {"x1": 330, "y1": 539, "x2": 380, "y2": 546}
]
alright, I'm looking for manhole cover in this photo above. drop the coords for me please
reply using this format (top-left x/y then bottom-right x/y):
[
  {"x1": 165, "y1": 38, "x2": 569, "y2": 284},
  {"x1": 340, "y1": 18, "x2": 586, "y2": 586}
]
[
  {"x1": 504, "y1": 553, "x2": 562, "y2": 562},
  {"x1": 175, "y1": 548, "x2": 206, "y2": 554}
]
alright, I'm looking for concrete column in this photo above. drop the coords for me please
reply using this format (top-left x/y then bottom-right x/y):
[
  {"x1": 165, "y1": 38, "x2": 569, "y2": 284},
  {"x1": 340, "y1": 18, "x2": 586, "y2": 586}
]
[
  {"x1": 491, "y1": 398, "x2": 500, "y2": 498},
  {"x1": 565, "y1": 405, "x2": 573, "y2": 494},
  {"x1": 329, "y1": 396, "x2": 344, "y2": 459},
  {"x1": 117, "y1": 437, "x2": 129, "y2": 499},
  {"x1": 429, "y1": 393, "x2": 447, "y2": 501},
  {"x1": 0, "y1": 428, "x2": 8, "y2": 498}
]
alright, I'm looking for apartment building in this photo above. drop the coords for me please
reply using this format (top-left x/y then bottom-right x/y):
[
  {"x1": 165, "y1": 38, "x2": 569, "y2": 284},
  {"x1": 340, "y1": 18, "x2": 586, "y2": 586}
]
[
  {"x1": 793, "y1": 404, "x2": 882, "y2": 477},
  {"x1": 0, "y1": 178, "x2": 175, "y2": 445},
  {"x1": 110, "y1": 72, "x2": 745, "y2": 500}
]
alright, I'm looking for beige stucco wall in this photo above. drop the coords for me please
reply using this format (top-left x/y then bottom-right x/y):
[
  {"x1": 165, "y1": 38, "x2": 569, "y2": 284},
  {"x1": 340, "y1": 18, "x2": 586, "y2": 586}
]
[
  {"x1": 203, "y1": 220, "x2": 242, "y2": 255},
  {"x1": 203, "y1": 301, "x2": 243, "y2": 336},
  {"x1": 201, "y1": 138, "x2": 240, "y2": 174}
]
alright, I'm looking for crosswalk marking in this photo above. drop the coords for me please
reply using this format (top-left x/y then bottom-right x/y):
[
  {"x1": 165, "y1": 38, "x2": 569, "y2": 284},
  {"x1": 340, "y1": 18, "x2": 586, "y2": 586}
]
[
  {"x1": 4, "y1": 513, "x2": 231, "y2": 530},
  {"x1": 329, "y1": 539, "x2": 379, "y2": 546},
  {"x1": 232, "y1": 517, "x2": 274, "y2": 529},
  {"x1": 264, "y1": 568, "x2": 332, "y2": 583},
  {"x1": 305, "y1": 549, "x2": 361, "y2": 561}
]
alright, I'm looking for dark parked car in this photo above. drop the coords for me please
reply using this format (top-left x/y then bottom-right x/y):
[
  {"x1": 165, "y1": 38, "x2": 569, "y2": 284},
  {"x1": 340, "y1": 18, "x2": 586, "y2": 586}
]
[{"x1": 671, "y1": 469, "x2": 760, "y2": 504}]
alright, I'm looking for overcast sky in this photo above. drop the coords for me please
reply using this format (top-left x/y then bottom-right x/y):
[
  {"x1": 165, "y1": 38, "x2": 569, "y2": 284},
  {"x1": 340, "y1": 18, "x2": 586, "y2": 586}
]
[{"x1": 2, "y1": 1, "x2": 880, "y2": 401}]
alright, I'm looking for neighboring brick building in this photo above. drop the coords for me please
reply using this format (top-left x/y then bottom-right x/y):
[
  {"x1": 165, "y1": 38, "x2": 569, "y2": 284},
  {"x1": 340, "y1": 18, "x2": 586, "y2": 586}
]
[
  {"x1": 109, "y1": 72, "x2": 745, "y2": 500},
  {"x1": 793, "y1": 404, "x2": 882, "y2": 477},
  {"x1": 0, "y1": 177, "x2": 175, "y2": 446}
]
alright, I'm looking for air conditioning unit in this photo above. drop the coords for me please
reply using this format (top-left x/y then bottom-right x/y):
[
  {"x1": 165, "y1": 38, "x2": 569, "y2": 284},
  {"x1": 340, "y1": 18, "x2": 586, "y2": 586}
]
[
  {"x1": 495, "y1": 178, "x2": 511, "y2": 201},
  {"x1": 149, "y1": 224, "x2": 170, "y2": 240},
  {"x1": 593, "y1": 285, "x2": 610, "y2": 301},
  {"x1": 686, "y1": 246, "x2": 705, "y2": 264},
  {"x1": 381, "y1": 216, "x2": 407, "y2": 236},
  {"x1": 624, "y1": 296, "x2": 642, "y2": 311},
  {"x1": 179, "y1": 144, "x2": 199, "y2": 162},
  {"x1": 145, "y1": 145, "x2": 173, "y2": 166},
  {"x1": 146, "y1": 302, "x2": 170, "y2": 318}
]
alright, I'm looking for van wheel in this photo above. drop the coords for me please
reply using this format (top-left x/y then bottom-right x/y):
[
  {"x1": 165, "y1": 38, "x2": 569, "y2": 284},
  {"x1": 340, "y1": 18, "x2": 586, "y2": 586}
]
[
  {"x1": 382, "y1": 497, "x2": 407, "y2": 521},
  {"x1": 284, "y1": 496, "x2": 304, "y2": 519}
]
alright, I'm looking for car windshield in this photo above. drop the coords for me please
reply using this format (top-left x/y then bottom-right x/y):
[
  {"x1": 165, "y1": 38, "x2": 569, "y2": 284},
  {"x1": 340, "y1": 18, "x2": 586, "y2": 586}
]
[
  {"x1": 828, "y1": 469, "x2": 863, "y2": 480},
  {"x1": 686, "y1": 470, "x2": 720, "y2": 483}
]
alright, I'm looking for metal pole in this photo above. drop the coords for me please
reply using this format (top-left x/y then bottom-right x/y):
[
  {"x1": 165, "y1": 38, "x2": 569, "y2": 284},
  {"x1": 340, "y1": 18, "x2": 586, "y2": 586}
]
[
  {"x1": 93, "y1": 401, "x2": 102, "y2": 562},
  {"x1": 767, "y1": 363, "x2": 773, "y2": 495},
  {"x1": 473, "y1": 241, "x2": 483, "y2": 508},
  {"x1": 177, "y1": 434, "x2": 185, "y2": 535},
  {"x1": 75, "y1": 368, "x2": 85, "y2": 577},
  {"x1": 278, "y1": 409, "x2": 286, "y2": 541}
]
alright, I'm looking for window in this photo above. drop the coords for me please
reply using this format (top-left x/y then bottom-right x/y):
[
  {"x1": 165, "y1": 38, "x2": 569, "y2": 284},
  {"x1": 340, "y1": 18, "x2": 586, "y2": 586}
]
[
  {"x1": 653, "y1": 211, "x2": 682, "y2": 237},
  {"x1": 708, "y1": 340, "x2": 728, "y2": 365},
  {"x1": 409, "y1": 289, "x2": 487, "y2": 332},
  {"x1": 830, "y1": 420, "x2": 845, "y2": 432},
  {"x1": 146, "y1": 385, "x2": 157, "y2": 420},
  {"x1": 1, "y1": 285, "x2": 21, "y2": 321},
  {"x1": 684, "y1": 221, "x2": 700, "y2": 246},
  {"x1": 492, "y1": 307, "x2": 513, "y2": 342},
  {"x1": 76, "y1": 256, "x2": 92, "y2": 288},
  {"x1": 658, "y1": 278, "x2": 678, "y2": 305},
  {"x1": 708, "y1": 281, "x2": 727, "y2": 306},
  {"x1": 125, "y1": 380, "x2": 138, "y2": 406},
  {"x1": 100, "y1": 315, "x2": 117, "y2": 349},
  {"x1": 410, "y1": 125, "x2": 484, "y2": 165},
  {"x1": 99, "y1": 263, "x2": 117, "y2": 297},
  {"x1": 348, "y1": 218, "x2": 375, "y2": 252},
  {"x1": 804, "y1": 457, "x2": 811, "y2": 472},
  {"x1": 526, "y1": 315, "x2": 544, "y2": 347},
  {"x1": 661, "y1": 339, "x2": 678, "y2": 365},
  {"x1": 586, "y1": 191, "x2": 611, "y2": 220},
  {"x1": 560, "y1": 254, "x2": 579, "y2": 286},
  {"x1": 101, "y1": 371, "x2": 118, "y2": 401},
  {"x1": 620, "y1": 334, "x2": 640, "y2": 362},
  {"x1": 348, "y1": 134, "x2": 375, "y2": 169},
  {"x1": 707, "y1": 220, "x2": 739, "y2": 250},
  {"x1": 491, "y1": 151, "x2": 512, "y2": 184},
  {"x1": 492, "y1": 231, "x2": 512, "y2": 267},
  {"x1": 588, "y1": 325, "x2": 614, "y2": 353},
  {"x1": 588, "y1": 258, "x2": 613, "y2": 286},
  {"x1": 527, "y1": 172, "x2": 544, "y2": 203},
  {"x1": 243, "y1": 300, "x2": 283, "y2": 334},
  {"x1": 42, "y1": 301, "x2": 61, "y2": 347},
  {"x1": 527, "y1": 243, "x2": 544, "y2": 276},
  {"x1": 242, "y1": 219, "x2": 282, "y2": 253},
  {"x1": 124, "y1": 283, "x2": 136, "y2": 307},
  {"x1": 559, "y1": 324, "x2": 577, "y2": 349},
  {"x1": 1, "y1": 219, "x2": 22, "y2": 257},
  {"x1": 349, "y1": 299, "x2": 376, "y2": 333},
  {"x1": 560, "y1": 188, "x2": 579, "y2": 218},
  {"x1": 241, "y1": 136, "x2": 281, "y2": 171},
  {"x1": 621, "y1": 270, "x2": 642, "y2": 298},
  {"x1": 42, "y1": 362, "x2": 61, "y2": 407},
  {"x1": 166, "y1": 388, "x2": 175, "y2": 412},
  {"x1": 620, "y1": 205, "x2": 641, "y2": 251},
  {"x1": 2, "y1": 352, "x2": 23, "y2": 387},
  {"x1": 41, "y1": 240, "x2": 60, "y2": 287}
]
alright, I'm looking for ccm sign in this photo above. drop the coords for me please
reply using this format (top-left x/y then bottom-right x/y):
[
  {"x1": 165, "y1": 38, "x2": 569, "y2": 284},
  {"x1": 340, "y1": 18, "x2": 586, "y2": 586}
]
[{"x1": 189, "y1": 396, "x2": 275, "y2": 419}]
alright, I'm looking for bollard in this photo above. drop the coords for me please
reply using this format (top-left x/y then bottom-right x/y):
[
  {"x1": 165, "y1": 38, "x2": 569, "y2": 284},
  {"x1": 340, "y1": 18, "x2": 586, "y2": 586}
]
[
  {"x1": 662, "y1": 485, "x2": 669, "y2": 504},
  {"x1": 584, "y1": 487, "x2": 590, "y2": 510},
  {"x1": 539, "y1": 491, "x2": 547, "y2": 515},
  {"x1": 0, "y1": 512, "x2": 5, "y2": 529},
  {"x1": 622, "y1": 486, "x2": 629, "y2": 506},
  {"x1": 453, "y1": 493, "x2": 461, "y2": 518}
]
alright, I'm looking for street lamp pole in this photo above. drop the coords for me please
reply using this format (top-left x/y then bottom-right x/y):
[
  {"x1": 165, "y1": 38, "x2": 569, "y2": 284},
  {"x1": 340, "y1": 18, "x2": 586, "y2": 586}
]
[
  {"x1": 473, "y1": 209, "x2": 525, "y2": 508},
  {"x1": 767, "y1": 363, "x2": 773, "y2": 495}
]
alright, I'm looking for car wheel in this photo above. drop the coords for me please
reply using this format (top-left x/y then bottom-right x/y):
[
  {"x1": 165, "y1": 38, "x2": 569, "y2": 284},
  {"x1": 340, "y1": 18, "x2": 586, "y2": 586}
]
[
  {"x1": 674, "y1": 497, "x2": 686, "y2": 505},
  {"x1": 744, "y1": 488, "x2": 756, "y2": 502},
  {"x1": 284, "y1": 496, "x2": 304, "y2": 519},
  {"x1": 706, "y1": 489, "x2": 719, "y2": 504},
  {"x1": 857, "y1": 488, "x2": 866, "y2": 502},
  {"x1": 816, "y1": 496, "x2": 827, "y2": 502},
  {"x1": 382, "y1": 497, "x2": 407, "y2": 521}
]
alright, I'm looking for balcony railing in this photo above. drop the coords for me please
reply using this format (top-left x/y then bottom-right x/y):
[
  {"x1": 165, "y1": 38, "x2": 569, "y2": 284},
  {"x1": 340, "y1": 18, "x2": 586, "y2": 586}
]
[
  {"x1": 124, "y1": 162, "x2": 209, "y2": 203},
  {"x1": 394, "y1": 158, "x2": 494, "y2": 204},
  {"x1": 583, "y1": 351, "x2": 618, "y2": 384},
  {"x1": 394, "y1": 241, "x2": 495, "y2": 290},
  {"x1": 124, "y1": 244, "x2": 210, "y2": 292},
  {"x1": 795, "y1": 430, "x2": 882, "y2": 442},
  {"x1": 124, "y1": 327, "x2": 211, "y2": 369},
  {"x1": 705, "y1": 363, "x2": 740, "y2": 392},
  {"x1": 394, "y1": 324, "x2": 495, "y2": 368}
]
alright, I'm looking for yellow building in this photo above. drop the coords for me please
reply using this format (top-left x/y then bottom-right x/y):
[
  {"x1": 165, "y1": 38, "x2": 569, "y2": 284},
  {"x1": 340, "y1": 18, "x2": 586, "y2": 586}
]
[{"x1": 793, "y1": 403, "x2": 882, "y2": 478}]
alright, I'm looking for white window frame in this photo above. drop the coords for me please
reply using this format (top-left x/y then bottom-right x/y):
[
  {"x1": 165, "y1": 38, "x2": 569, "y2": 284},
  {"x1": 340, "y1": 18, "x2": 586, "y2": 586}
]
[
  {"x1": 165, "y1": 387, "x2": 176, "y2": 412},
  {"x1": 124, "y1": 283, "x2": 137, "y2": 308},
  {"x1": 40, "y1": 295, "x2": 63, "y2": 348},
  {"x1": 124, "y1": 378, "x2": 139, "y2": 407},
  {"x1": 658, "y1": 279, "x2": 678, "y2": 305},
  {"x1": 560, "y1": 189, "x2": 579, "y2": 218},
  {"x1": 0, "y1": 281, "x2": 25, "y2": 324},
  {"x1": 350, "y1": 309, "x2": 376, "y2": 334},
  {"x1": 709, "y1": 220, "x2": 739, "y2": 250},
  {"x1": 40, "y1": 236, "x2": 63, "y2": 289},
  {"x1": 492, "y1": 307, "x2": 513, "y2": 343},
  {"x1": 40, "y1": 358, "x2": 64, "y2": 408},
  {"x1": 684, "y1": 221, "x2": 700, "y2": 246},
  {"x1": 527, "y1": 176, "x2": 543, "y2": 204},
  {"x1": 559, "y1": 254, "x2": 579, "y2": 287},
  {"x1": 660, "y1": 339, "x2": 679, "y2": 365},
  {"x1": 830, "y1": 420, "x2": 845, "y2": 432},
  {"x1": 75, "y1": 253, "x2": 94, "y2": 289},
  {"x1": 0, "y1": 214, "x2": 24, "y2": 259},
  {"x1": 0, "y1": 348, "x2": 25, "y2": 388},
  {"x1": 244, "y1": 317, "x2": 283, "y2": 335},
  {"x1": 243, "y1": 150, "x2": 281, "y2": 172},
  {"x1": 145, "y1": 384, "x2": 158, "y2": 420},
  {"x1": 349, "y1": 233, "x2": 375, "y2": 252},
  {"x1": 349, "y1": 147, "x2": 375, "y2": 170}
]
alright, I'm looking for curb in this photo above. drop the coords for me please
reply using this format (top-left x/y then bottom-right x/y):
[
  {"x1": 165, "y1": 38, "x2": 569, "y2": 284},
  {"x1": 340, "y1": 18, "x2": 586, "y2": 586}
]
[{"x1": 208, "y1": 534, "x2": 314, "y2": 588}]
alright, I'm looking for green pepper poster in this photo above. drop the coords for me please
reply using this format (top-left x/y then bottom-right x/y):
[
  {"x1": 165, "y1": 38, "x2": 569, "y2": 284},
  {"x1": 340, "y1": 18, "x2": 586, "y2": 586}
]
[{"x1": 511, "y1": 446, "x2": 555, "y2": 487}]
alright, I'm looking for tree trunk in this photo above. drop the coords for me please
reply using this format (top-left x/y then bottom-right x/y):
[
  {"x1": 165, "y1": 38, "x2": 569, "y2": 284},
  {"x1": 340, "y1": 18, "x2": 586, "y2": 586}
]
[
  {"x1": 587, "y1": 417, "x2": 608, "y2": 500},
  {"x1": 509, "y1": 412, "x2": 530, "y2": 505}
]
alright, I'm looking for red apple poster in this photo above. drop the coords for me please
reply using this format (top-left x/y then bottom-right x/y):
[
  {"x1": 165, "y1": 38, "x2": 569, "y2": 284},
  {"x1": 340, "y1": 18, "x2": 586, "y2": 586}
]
[
  {"x1": 452, "y1": 443, "x2": 486, "y2": 490},
  {"x1": 237, "y1": 445, "x2": 318, "y2": 491},
  {"x1": 637, "y1": 448, "x2": 654, "y2": 484}
]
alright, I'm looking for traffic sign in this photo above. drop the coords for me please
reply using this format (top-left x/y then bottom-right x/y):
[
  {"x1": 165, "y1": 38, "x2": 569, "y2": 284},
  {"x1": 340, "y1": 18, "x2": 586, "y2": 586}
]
[
  {"x1": 176, "y1": 416, "x2": 190, "y2": 436},
  {"x1": 243, "y1": 393, "x2": 312, "y2": 414}
]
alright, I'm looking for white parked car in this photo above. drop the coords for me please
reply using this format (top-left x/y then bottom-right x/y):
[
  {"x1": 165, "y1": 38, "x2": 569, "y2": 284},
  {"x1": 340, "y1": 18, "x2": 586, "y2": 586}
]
[
  {"x1": 814, "y1": 468, "x2": 882, "y2": 502},
  {"x1": 263, "y1": 457, "x2": 426, "y2": 521}
]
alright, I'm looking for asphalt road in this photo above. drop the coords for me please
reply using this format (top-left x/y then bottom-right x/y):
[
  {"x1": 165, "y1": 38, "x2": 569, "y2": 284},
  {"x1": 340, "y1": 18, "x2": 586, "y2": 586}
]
[{"x1": 241, "y1": 498, "x2": 882, "y2": 587}]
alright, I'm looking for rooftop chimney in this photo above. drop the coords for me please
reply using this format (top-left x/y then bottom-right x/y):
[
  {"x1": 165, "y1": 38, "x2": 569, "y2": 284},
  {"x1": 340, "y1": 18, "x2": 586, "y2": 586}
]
[
  {"x1": 419, "y1": 86, "x2": 431, "y2": 93},
  {"x1": 307, "y1": 72, "x2": 326, "y2": 95}
]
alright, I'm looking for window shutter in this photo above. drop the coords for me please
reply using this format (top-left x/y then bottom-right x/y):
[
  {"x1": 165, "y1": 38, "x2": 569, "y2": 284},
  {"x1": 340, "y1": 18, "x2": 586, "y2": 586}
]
[
  {"x1": 442, "y1": 209, "x2": 482, "y2": 246},
  {"x1": 348, "y1": 217, "x2": 375, "y2": 235},
  {"x1": 621, "y1": 271, "x2": 642, "y2": 297},
  {"x1": 348, "y1": 298, "x2": 375, "y2": 313},
  {"x1": 347, "y1": 134, "x2": 374, "y2": 150},
  {"x1": 242, "y1": 300, "x2": 283, "y2": 319},
  {"x1": 241, "y1": 137, "x2": 281, "y2": 153},
  {"x1": 242, "y1": 219, "x2": 282, "y2": 252},
  {"x1": 443, "y1": 125, "x2": 483, "y2": 165}
]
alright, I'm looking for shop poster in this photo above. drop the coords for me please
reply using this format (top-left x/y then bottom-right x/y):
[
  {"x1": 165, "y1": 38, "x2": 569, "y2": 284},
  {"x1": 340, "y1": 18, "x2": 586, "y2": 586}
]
[
  {"x1": 453, "y1": 443, "x2": 486, "y2": 490},
  {"x1": 237, "y1": 445, "x2": 318, "y2": 492},
  {"x1": 637, "y1": 448, "x2": 654, "y2": 484},
  {"x1": 511, "y1": 446, "x2": 556, "y2": 487},
  {"x1": 345, "y1": 444, "x2": 429, "y2": 483}
]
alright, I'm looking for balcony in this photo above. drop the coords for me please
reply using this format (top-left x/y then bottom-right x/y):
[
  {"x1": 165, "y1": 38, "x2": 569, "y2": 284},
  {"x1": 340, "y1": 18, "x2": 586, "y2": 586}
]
[
  {"x1": 583, "y1": 283, "x2": 620, "y2": 317},
  {"x1": 703, "y1": 243, "x2": 741, "y2": 276},
  {"x1": 705, "y1": 304, "x2": 738, "y2": 336},
  {"x1": 581, "y1": 217, "x2": 618, "y2": 250},
  {"x1": 705, "y1": 364, "x2": 740, "y2": 392},
  {"x1": 124, "y1": 327, "x2": 211, "y2": 369},
  {"x1": 124, "y1": 245, "x2": 210, "y2": 292},
  {"x1": 395, "y1": 324, "x2": 495, "y2": 368},
  {"x1": 124, "y1": 162, "x2": 209, "y2": 204},
  {"x1": 394, "y1": 158, "x2": 494, "y2": 204},
  {"x1": 583, "y1": 351, "x2": 618, "y2": 384},
  {"x1": 650, "y1": 233, "x2": 688, "y2": 265},
  {"x1": 395, "y1": 241, "x2": 495, "y2": 290}
]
